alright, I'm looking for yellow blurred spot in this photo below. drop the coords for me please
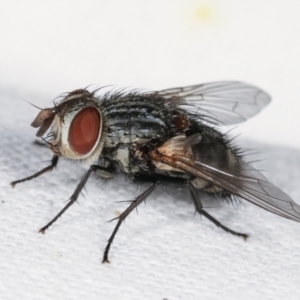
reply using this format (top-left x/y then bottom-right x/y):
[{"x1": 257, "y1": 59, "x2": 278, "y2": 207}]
[{"x1": 194, "y1": 5, "x2": 212, "y2": 22}]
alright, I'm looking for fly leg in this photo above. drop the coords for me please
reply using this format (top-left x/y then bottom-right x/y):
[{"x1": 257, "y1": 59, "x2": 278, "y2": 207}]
[
  {"x1": 11, "y1": 155, "x2": 59, "y2": 188},
  {"x1": 39, "y1": 165, "x2": 106, "y2": 233},
  {"x1": 102, "y1": 181, "x2": 159, "y2": 263},
  {"x1": 190, "y1": 186, "x2": 249, "y2": 240},
  {"x1": 33, "y1": 140, "x2": 48, "y2": 147}
]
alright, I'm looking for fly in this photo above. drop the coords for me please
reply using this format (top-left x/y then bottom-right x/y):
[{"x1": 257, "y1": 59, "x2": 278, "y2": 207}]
[{"x1": 11, "y1": 81, "x2": 300, "y2": 263}]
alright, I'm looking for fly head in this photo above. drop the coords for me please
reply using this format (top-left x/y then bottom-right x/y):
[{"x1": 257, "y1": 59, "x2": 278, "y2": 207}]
[{"x1": 31, "y1": 89, "x2": 105, "y2": 164}]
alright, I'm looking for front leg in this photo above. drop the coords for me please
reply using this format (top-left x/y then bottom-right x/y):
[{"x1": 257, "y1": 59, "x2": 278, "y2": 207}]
[
  {"x1": 39, "y1": 165, "x2": 113, "y2": 233},
  {"x1": 11, "y1": 155, "x2": 59, "y2": 188}
]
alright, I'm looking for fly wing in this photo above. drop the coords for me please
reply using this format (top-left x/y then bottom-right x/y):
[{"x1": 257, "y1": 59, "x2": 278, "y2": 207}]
[
  {"x1": 149, "y1": 135, "x2": 300, "y2": 222},
  {"x1": 176, "y1": 157, "x2": 300, "y2": 222},
  {"x1": 155, "y1": 81, "x2": 271, "y2": 126}
]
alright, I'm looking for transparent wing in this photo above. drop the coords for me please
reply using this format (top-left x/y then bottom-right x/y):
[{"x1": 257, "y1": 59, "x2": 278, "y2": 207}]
[
  {"x1": 177, "y1": 157, "x2": 300, "y2": 222},
  {"x1": 149, "y1": 135, "x2": 300, "y2": 222},
  {"x1": 156, "y1": 81, "x2": 271, "y2": 126}
]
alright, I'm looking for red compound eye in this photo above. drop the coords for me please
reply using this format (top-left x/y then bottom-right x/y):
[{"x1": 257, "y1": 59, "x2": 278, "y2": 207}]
[{"x1": 68, "y1": 107, "x2": 101, "y2": 155}]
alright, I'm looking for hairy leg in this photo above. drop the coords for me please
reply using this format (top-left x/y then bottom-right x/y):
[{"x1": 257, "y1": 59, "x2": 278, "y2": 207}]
[
  {"x1": 102, "y1": 181, "x2": 159, "y2": 263},
  {"x1": 11, "y1": 155, "x2": 59, "y2": 188},
  {"x1": 39, "y1": 165, "x2": 111, "y2": 233},
  {"x1": 190, "y1": 185, "x2": 248, "y2": 240}
]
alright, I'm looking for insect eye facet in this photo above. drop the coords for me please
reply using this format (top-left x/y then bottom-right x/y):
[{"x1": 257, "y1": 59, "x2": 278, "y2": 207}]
[{"x1": 68, "y1": 107, "x2": 101, "y2": 155}]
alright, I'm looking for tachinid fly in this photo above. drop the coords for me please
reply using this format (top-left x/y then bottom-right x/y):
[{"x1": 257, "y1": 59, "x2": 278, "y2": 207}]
[{"x1": 11, "y1": 81, "x2": 300, "y2": 263}]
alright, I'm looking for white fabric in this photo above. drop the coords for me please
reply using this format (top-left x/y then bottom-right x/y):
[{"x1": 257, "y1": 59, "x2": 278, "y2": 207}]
[
  {"x1": 1, "y1": 1, "x2": 300, "y2": 298},
  {"x1": 0, "y1": 90, "x2": 300, "y2": 300}
]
